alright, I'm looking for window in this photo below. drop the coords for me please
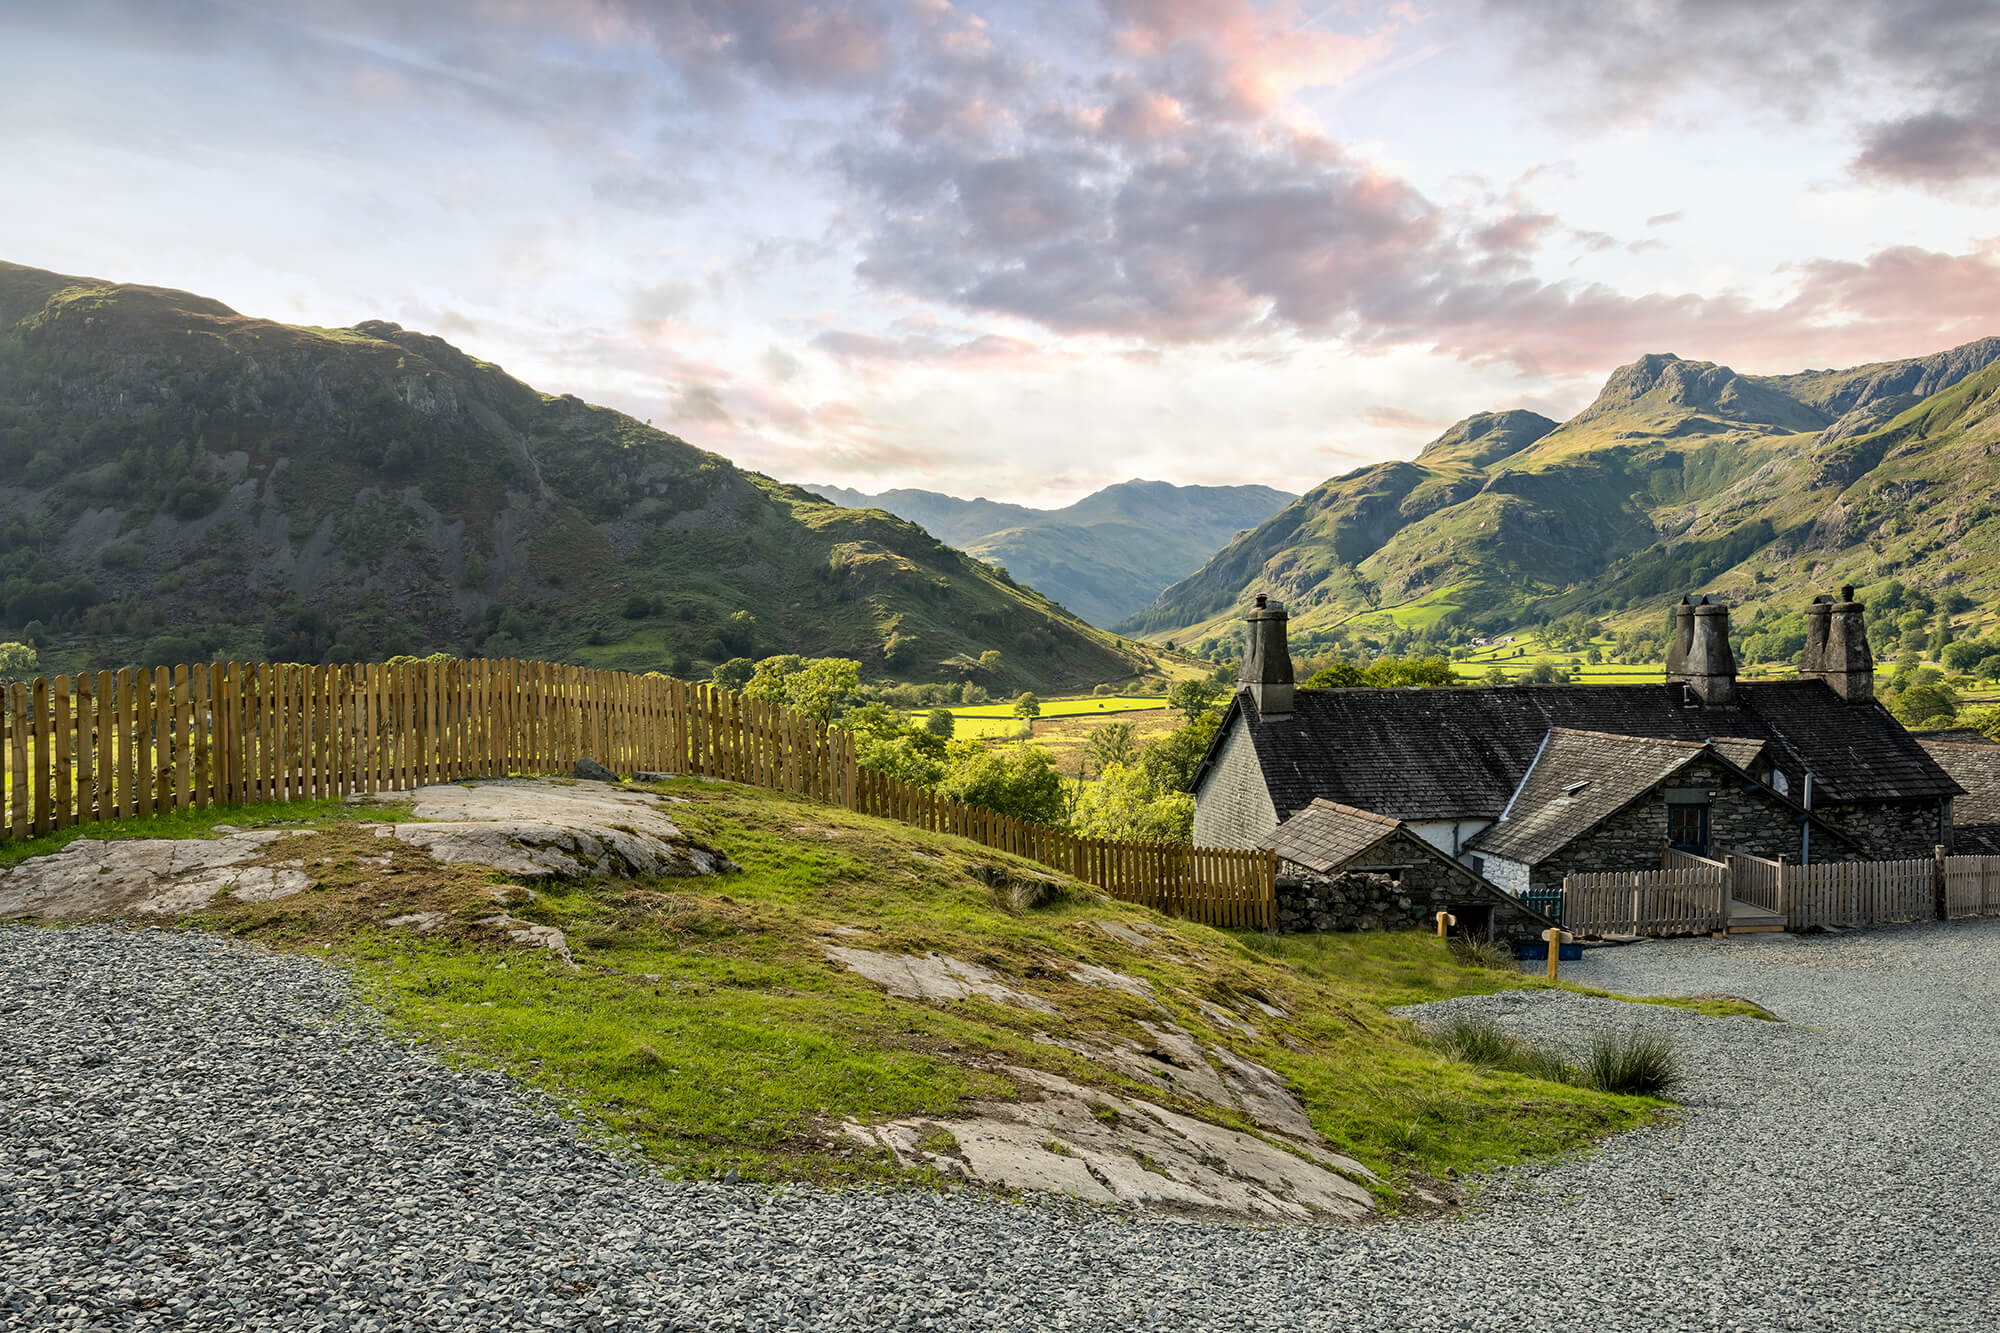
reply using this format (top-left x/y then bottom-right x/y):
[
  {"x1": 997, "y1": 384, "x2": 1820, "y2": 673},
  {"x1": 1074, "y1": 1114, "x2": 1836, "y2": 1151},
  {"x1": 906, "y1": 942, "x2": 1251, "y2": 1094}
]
[{"x1": 1667, "y1": 801, "x2": 1709, "y2": 855}]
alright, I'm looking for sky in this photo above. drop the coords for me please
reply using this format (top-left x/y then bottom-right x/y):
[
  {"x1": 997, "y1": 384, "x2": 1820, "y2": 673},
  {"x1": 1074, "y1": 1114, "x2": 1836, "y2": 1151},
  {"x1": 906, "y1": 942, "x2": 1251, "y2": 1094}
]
[{"x1": 3, "y1": 0, "x2": 1998, "y2": 507}]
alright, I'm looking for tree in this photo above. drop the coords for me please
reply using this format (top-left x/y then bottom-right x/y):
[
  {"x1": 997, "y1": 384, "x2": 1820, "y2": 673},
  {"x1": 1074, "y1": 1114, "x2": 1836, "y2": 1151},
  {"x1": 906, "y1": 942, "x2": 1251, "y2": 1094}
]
[
  {"x1": 1891, "y1": 682, "x2": 1958, "y2": 728},
  {"x1": 1138, "y1": 714, "x2": 1221, "y2": 793},
  {"x1": 711, "y1": 657, "x2": 755, "y2": 691},
  {"x1": 923, "y1": 708, "x2": 956, "y2": 739},
  {"x1": 1072, "y1": 762, "x2": 1195, "y2": 843},
  {"x1": 978, "y1": 649, "x2": 1003, "y2": 673},
  {"x1": 1942, "y1": 639, "x2": 1988, "y2": 672},
  {"x1": 1166, "y1": 677, "x2": 1223, "y2": 719},
  {"x1": 1483, "y1": 665, "x2": 1510, "y2": 686},
  {"x1": 1305, "y1": 662, "x2": 1365, "y2": 688},
  {"x1": 0, "y1": 641, "x2": 35, "y2": 682},
  {"x1": 1012, "y1": 691, "x2": 1041, "y2": 719},
  {"x1": 743, "y1": 654, "x2": 861, "y2": 722},
  {"x1": 1086, "y1": 721, "x2": 1138, "y2": 772},
  {"x1": 1978, "y1": 655, "x2": 2000, "y2": 682},
  {"x1": 936, "y1": 742, "x2": 1066, "y2": 824}
]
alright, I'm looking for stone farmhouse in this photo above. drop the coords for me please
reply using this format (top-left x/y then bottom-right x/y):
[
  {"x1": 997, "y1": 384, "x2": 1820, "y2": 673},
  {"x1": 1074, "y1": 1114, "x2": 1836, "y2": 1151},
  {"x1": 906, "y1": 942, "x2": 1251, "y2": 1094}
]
[{"x1": 1191, "y1": 590, "x2": 1962, "y2": 924}]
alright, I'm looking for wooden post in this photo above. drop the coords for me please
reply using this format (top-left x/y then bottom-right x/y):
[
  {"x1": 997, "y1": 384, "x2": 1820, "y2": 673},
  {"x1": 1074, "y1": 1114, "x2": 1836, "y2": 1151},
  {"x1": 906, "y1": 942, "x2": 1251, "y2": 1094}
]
[
  {"x1": 1934, "y1": 844, "x2": 1949, "y2": 921},
  {"x1": 1436, "y1": 910, "x2": 1456, "y2": 939},
  {"x1": 1543, "y1": 927, "x2": 1570, "y2": 980}
]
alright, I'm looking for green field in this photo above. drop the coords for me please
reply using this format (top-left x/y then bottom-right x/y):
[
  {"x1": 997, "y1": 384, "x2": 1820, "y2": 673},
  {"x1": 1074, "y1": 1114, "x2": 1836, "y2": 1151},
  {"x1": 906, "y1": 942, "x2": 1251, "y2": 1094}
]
[{"x1": 914, "y1": 695, "x2": 1168, "y2": 739}]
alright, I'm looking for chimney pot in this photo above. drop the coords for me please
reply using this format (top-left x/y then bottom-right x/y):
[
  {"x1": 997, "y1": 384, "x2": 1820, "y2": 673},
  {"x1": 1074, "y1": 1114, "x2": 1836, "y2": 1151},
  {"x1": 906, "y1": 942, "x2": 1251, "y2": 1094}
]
[
  {"x1": 1684, "y1": 600, "x2": 1737, "y2": 705},
  {"x1": 1239, "y1": 597, "x2": 1294, "y2": 716},
  {"x1": 1841, "y1": 584, "x2": 1855, "y2": 601}
]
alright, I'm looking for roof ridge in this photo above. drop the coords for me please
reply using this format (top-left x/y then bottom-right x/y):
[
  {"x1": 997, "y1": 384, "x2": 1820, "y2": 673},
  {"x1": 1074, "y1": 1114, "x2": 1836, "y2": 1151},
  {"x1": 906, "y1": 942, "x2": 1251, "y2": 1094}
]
[
  {"x1": 1546, "y1": 726, "x2": 1706, "y2": 749},
  {"x1": 1304, "y1": 797, "x2": 1401, "y2": 826}
]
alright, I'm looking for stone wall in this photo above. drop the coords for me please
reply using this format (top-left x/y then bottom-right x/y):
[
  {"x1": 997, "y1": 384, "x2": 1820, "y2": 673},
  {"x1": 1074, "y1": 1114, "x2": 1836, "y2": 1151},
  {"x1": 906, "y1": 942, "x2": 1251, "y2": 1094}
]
[
  {"x1": 1526, "y1": 758, "x2": 1809, "y2": 894},
  {"x1": 1192, "y1": 708, "x2": 1279, "y2": 850},
  {"x1": 1813, "y1": 799, "x2": 1949, "y2": 861},
  {"x1": 1275, "y1": 832, "x2": 1550, "y2": 939}
]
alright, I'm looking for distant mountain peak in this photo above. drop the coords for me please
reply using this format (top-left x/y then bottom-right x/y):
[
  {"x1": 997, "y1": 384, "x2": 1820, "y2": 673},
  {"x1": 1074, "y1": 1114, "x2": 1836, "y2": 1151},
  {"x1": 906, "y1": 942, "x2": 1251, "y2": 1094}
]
[{"x1": 1415, "y1": 409, "x2": 1559, "y2": 469}]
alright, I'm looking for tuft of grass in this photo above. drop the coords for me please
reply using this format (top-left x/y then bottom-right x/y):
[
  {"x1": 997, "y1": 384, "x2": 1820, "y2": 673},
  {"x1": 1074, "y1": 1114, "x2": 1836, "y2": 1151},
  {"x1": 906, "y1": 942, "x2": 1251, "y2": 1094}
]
[
  {"x1": 1447, "y1": 935, "x2": 1522, "y2": 972},
  {"x1": 1424, "y1": 1014, "x2": 1579, "y2": 1086},
  {"x1": 1582, "y1": 1027, "x2": 1686, "y2": 1098}
]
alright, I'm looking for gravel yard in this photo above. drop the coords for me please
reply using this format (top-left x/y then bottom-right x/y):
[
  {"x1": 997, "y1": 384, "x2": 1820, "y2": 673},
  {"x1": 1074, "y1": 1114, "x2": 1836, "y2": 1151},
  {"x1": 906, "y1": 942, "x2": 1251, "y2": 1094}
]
[{"x1": 4, "y1": 919, "x2": 1996, "y2": 1332}]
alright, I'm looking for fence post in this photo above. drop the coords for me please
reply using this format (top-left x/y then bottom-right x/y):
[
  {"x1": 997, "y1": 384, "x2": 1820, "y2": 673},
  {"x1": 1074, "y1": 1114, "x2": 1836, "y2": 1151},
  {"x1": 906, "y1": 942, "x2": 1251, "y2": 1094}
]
[{"x1": 1934, "y1": 844, "x2": 1949, "y2": 921}]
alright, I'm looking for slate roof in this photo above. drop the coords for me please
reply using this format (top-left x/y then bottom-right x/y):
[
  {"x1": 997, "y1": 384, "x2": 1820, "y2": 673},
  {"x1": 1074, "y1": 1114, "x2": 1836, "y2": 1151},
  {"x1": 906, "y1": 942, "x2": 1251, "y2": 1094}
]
[
  {"x1": 1195, "y1": 680, "x2": 1959, "y2": 824},
  {"x1": 1921, "y1": 741, "x2": 2000, "y2": 829},
  {"x1": 1918, "y1": 727, "x2": 1999, "y2": 747},
  {"x1": 1259, "y1": 799, "x2": 1401, "y2": 874},
  {"x1": 1256, "y1": 799, "x2": 1559, "y2": 931},
  {"x1": 1468, "y1": 731, "x2": 1711, "y2": 865}
]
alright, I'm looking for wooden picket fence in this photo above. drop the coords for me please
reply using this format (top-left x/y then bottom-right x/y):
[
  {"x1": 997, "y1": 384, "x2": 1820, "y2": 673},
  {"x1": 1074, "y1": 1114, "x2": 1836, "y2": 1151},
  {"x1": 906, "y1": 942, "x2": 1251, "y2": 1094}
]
[
  {"x1": 1565, "y1": 847, "x2": 2000, "y2": 936},
  {"x1": 1783, "y1": 857, "x2": 1939, "y2": 931},
  {"x1": 0, "y1": 657, "x2": 1274, "y2": 929},
  {"x1": 1560, "y1": 866, "x2": 1729, "y2": 937}
]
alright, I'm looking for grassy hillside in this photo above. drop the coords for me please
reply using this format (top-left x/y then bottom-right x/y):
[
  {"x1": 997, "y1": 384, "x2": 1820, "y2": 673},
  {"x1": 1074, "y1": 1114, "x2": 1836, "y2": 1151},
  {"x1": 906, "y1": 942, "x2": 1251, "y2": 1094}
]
[
  {"x1": 0, "y1": 777, "x2": 1677, "y2": 1202},
  {"x1": 1128, "y1": 340, "x2": 2000, "y2": 648},
  {"x1": 807, "y1": 479, "x2": 1294, "y2": 627},
  {"x1": 0, "y1": 261, "x2": 1156, "y2": 692}
]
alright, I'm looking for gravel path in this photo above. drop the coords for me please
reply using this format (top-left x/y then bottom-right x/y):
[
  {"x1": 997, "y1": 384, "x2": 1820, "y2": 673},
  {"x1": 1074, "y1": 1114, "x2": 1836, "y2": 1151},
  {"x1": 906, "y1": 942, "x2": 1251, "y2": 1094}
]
[{"x1": 4, "y1": 920, "x2": 1997, "y2": 1332}]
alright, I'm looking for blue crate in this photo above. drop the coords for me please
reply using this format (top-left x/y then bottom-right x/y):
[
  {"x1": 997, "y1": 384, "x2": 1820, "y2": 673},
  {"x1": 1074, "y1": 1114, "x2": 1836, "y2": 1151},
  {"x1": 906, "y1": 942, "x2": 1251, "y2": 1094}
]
[{"x1": 1516, "y1": 941, "x2": 1584, "y2": 962}]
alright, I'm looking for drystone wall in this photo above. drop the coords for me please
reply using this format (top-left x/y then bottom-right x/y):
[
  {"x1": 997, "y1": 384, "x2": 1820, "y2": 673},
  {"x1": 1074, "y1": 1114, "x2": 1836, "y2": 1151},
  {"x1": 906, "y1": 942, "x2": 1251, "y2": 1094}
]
[{"x1": 1274, "y1": 835, "x2": 1548, "y2": 939}]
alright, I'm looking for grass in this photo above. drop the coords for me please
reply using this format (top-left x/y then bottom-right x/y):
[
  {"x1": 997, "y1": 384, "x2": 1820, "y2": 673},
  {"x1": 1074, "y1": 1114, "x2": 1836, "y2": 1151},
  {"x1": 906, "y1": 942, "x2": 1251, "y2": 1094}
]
[{"x1": 145, "y1": 778, "x2": 1668, "y2": 1197}]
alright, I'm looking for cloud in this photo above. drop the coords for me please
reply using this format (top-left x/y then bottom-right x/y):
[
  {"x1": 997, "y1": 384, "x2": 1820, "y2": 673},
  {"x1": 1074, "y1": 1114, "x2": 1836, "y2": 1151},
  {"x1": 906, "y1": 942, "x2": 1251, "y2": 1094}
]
[
  {"x1": 1363, "y1": 405, "x2": 1453, "y2": 431},
  {"x1": 1481, "y1": 0, "x2": 2000, "y2": 189},
  {"x1": 670, "y1": 383, "x2": 732, "y2": 424},
  {"x1": 630, "y1": 281, "x2": 697, "y2": 324},
  {"x1": 812, "y1": 327, "x2": 1051, "y2": 371},
  {"x1": 1644, "y1": 211, "x2": 1684, "y2": 227}
]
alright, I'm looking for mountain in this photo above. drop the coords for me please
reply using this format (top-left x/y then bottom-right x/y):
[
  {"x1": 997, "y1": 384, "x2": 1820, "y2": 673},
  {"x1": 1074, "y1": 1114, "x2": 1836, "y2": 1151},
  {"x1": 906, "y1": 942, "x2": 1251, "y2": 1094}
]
[
  {"x1": 803, "y1": 479, "x2": 1294, "y2": 627},
  {"x1": 0, "y1": 261, "x2": 1160, "y2": 690},
  {"x1": 1126, "y1": 338, "x2": 2000, "y2": 647}
]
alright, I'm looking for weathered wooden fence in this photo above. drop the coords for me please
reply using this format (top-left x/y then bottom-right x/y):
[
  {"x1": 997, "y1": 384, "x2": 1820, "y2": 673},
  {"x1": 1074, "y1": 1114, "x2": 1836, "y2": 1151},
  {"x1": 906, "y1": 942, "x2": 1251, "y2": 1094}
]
[
  {"x1": 1783, "y1": 857, "x2": 1938, "y2": 931},
  {"x1": 0, "y1": 658, "x2": 1274, "y2": 928},
  {"x1": 1562, "y1": 845, "x2": 2000, "y2": 936},
  {"x1": 1943, "y1": 856, "x2": 2000, "y2": 919},
  {"x1": 1561, "y1": 866, "x2": 1729, "y2": 936}
]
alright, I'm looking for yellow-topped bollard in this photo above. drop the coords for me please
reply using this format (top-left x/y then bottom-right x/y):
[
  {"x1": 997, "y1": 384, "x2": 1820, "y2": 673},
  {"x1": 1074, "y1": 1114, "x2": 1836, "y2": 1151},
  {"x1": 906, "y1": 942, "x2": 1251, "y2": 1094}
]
[{"x1": 1543, "y1": 927, "x2": 1573, "y2": 980}]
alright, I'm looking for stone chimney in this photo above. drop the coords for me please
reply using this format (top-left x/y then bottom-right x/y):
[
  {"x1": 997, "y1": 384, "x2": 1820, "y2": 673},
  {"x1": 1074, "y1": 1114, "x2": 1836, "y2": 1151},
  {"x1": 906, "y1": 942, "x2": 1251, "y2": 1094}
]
[
  {"x1": 1665, "y1": 596, "x2": 1696, "y2": 678},
  {"x1": 1239, "y1": 593, "x2": 1295, "y2": 717},
  {"x1": 1665, "y1": 594, "x2": 1737, "y2": 705},
  {"x1": 1802, "y1": 585, "x2": 1873, "y2": 702},
  {"x1": 1803, "y1": 596, "x2": 1833, "y2": 677}
]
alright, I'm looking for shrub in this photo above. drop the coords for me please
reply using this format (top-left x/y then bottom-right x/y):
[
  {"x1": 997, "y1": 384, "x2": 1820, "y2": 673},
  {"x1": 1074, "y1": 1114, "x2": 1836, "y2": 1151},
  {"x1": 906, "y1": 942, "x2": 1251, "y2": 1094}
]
[
  {"x1": 1581, "y1": 1027, "x2": 1685, "y2": 1097},
  {"x1": 923, "y1": 708, "x2": 955, "y2": 739}
]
